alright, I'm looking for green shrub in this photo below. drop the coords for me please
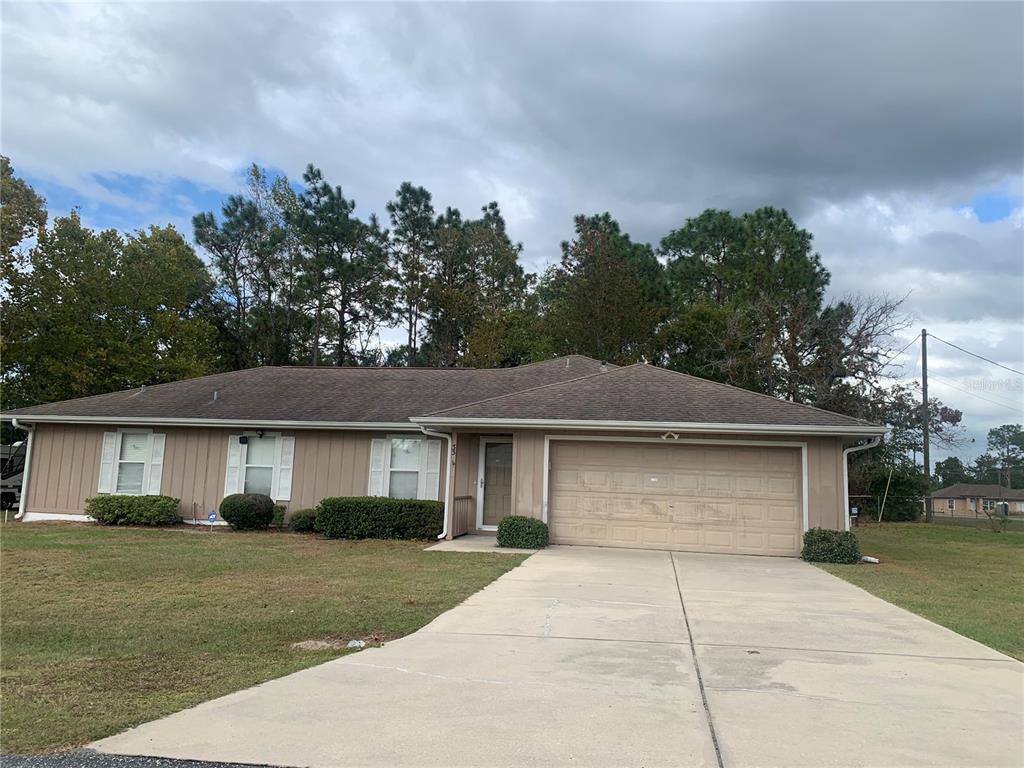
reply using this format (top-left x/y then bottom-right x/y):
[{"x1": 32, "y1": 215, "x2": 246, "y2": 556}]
[
  {"x1": 315, "y1": 497, "x2": 443, "y2": 540},
  {"x1": 272, "y1": 505, "x2": 286, "y2": 529},
  {"x1": 219, "y1": 493, "x2": 275, "y2": 530},
  {"x1": 801, "y1": 528, "x2": 861, "y2": 564},
  {"x1": 288, "y1": 508, "x2": 318, "y2": 533},
  {"x1": 85, "y1": 495, "x2": 181, "y2": 526},
  {"x1": 496, "y1": 515, "x2": 549, "y2": 549}
]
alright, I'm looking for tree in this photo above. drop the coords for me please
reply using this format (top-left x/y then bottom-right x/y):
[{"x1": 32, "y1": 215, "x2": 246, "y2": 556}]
[
  {"x1": 986, "y1": 424, "x2": 1024, "y2": 487},
  {"x1": 194, "y1": 191, "x2": 286, "y2": 369},
  {"x1": 934, "y1": 456, "x2": 972, "y2": 488},
  {"x1": 288, "y1": 165, "x2": 393, "y2": 366},
  {"x1": 0, "y1": 156, "x2": 47, "y2": 271},
  {"x1": 660, "y1": 207, "x2": 892, "y2": 402},
  {"x1": 541, "y1": 213, "x2": 667, "y2": 365},
  {"x1": 2, "y1": 214, "x2": 217, "y2": 409},
  {"x1": 421, "y1": 202, "x2": 531, "y2": 366},
  {"x1": 387, "y1": 183, "x2": 435, "y2": 365}
]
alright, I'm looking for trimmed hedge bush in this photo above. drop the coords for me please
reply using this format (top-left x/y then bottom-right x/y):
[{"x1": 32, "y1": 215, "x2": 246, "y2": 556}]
[
  {"x1": 219, "y1": 493, "x2": 275, "y2": 530},
  {"x1": 288, "y1": 508, "x2": 318, "y2": 533},
  {"x1": 85, "y1": 495, "x2": 181, "y2": 526},
  {"x1": 496, "y1": 515, "x2": 549, "y2": 549},
  {"x1": 272, "y1": 505, "x2": 286, "y2": 529},
  {"x1": 315, "y1": 497, "x2": 443, "y2": 540},
  {"x1": 801, "y1": 527, "x2": 861, "y2": 564}
]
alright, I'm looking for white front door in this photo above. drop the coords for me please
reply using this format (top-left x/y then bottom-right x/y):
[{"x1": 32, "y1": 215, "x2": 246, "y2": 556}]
[{"x1": 476, "y1": 438, "x2": 513, "y2": 530}]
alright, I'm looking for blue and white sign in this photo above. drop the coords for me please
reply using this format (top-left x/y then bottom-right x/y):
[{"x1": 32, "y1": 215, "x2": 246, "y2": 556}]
[{"x1": 208, "y1": 511, "x2": 217, "y2": 523}]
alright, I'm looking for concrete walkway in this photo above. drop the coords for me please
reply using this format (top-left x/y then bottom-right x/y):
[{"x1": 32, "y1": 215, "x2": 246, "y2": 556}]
[{"x1": 93, "y1": 547, "x2": 1023, "y2": 768}]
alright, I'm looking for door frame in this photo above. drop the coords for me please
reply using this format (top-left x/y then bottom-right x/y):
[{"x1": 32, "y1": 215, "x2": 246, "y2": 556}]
[{"x1": 476, "y1": 437, "x2": 513, "y2": 531}]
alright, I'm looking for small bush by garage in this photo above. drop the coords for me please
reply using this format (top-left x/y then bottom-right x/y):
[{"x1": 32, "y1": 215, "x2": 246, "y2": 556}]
[
  {"x1": 801, "y1": 528, "x2": 861, "y2": 564},
  {"x1": 497, "y1": 515, "x2": 549, "y2": 549}
]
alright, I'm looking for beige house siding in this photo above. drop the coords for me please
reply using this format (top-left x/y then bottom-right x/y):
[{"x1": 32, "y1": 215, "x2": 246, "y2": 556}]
[
  {"x1": 26, "y1": 422, "x2": 852, "y2": 540},
  {"x1": 24, "y1": 424, "x2": 444, "y2": 519}
]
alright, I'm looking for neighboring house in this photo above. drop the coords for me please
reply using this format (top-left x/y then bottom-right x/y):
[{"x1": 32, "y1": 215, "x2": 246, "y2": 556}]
[
  {"x1": 2, "y1": 356, "x2": 885, "y2": 557},
  {"x1": 930, "y1": 483, "x2": 1024, "y2": 517}
]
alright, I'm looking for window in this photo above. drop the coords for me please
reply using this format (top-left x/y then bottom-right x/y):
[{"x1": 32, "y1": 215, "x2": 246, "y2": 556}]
[
  {"x1": 243, "y1": 436, "x2": 276, "y2": 496},
  {"x1": 367, "y1": 437, "x2": 440, "y2": 501},
  {"x1": 983, "y1": 499, "x2": 995, "y2": 512},
  {"x1": 224, "y1": 433, "x2": 294, "y2": 501},
  {"x1": 115, "y1": 433, "x2": 150, "y2": 494},
  {"x1": 947, "y1": 498, "x2": 956, "y2": 512},
  {"x1": 99, "y1": 430, "x2": 165, "y2": 497},
  {"x1": 388, "y1": 438, "x2": 421, "y2": 499}
]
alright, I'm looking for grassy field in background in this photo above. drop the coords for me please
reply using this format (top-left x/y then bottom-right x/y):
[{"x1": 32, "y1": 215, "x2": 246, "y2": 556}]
[
  {"x1": 821, "y1": 523, "x2": 1023, "y2": 661},
  {"x1": 0, "y1": 523, "x2": 527, "y2": 753}
]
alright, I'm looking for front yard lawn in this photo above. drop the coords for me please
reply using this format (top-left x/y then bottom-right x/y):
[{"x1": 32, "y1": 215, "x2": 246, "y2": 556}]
[
  {"x1": 0, "y1": 523, "x2": 527, "y2": 753},
  {"x1": 820, "y1": 523, "x2": 1023, "y2": 661}
]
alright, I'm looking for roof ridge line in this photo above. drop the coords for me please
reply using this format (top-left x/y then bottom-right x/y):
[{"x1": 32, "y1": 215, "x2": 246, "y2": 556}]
[{"x1": 417, "y1": 364, "x2": 624, "y2": 417}]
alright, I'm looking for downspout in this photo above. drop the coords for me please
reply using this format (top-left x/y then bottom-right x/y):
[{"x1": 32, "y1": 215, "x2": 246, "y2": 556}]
[
  {"x1": 843, "y1": 436, "x2": 882, "y2": 531},
  {"x1": 419, "y1": 426, "x2": 453, "y2": 540},
  {"x1": 11, "y1": 418, "x2": 35, "y2": 520}
]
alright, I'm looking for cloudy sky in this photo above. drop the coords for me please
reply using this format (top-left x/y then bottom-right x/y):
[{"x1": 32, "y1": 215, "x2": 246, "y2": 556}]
[{"x1": 2, "y1": 1, "x2": 1021, "y2": 459}]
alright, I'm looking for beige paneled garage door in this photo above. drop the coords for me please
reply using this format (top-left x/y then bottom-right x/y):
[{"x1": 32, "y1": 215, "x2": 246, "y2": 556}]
[{"x1": 549, "y1": 441, "x2": 803, "y2": 556}]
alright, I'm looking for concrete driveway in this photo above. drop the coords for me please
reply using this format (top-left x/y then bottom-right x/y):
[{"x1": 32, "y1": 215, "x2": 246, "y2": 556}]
[{"x1": 94, "y1": 547, "x2": 1023, "y2": 768}]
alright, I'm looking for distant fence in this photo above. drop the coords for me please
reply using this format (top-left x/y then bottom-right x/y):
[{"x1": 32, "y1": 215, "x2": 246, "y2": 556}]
[{"x1": 849, "y1": 494, "x2": 1023, "y2": 525}]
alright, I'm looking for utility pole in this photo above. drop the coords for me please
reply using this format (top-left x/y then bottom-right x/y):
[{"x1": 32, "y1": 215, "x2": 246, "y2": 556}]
[{"x1": 922, "y1": 328, "x2": 932, "y2": 523}]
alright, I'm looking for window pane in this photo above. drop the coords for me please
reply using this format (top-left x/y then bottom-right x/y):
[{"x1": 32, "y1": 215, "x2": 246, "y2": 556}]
[
  {"x1": 389, "y1": 470, "x2": 418, "y2": 499},
  {"x1": 120, "y1": 433, "x2": 149, "y2": 462},
  {"x1": 246, "y1": 436, "x2": 276, "y2": 466},
  {"x1": 390, "y1": 439, "x2": 421, "y2": 471},
  {"x1": 244, "y1": 466, "x2": 273, "y2": 496},
  {"x1": 116, "y1": 462, "x2": 145, "y2": 494}
]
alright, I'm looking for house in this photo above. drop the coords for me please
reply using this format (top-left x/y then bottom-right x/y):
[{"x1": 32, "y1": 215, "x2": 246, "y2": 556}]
[
  {"x1": 930, "y1": 483, "x2": 1024, "y2": 517},
  {"x1": 2, "y1": 356, "x2": 885, "y2": 556}
]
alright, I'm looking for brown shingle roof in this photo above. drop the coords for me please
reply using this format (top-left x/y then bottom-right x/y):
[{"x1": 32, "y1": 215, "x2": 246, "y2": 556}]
[
  {"x1": 3, "y1": 356, "x2": 610, "y2": 424},
  {"x1": 4, "y1": 356, "x2": 881, "y2": 432},
  {"x1": 931, "y1": 483, "x2": 1024, "y2": 500},
  {"x1": 418, "y1": 363, "x2": 877, "y2": 430}
]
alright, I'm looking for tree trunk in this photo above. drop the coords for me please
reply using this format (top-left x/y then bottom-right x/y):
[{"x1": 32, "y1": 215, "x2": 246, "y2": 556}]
[{"x1": 312, "y1": 303, "x2": 322, "y2": 366}]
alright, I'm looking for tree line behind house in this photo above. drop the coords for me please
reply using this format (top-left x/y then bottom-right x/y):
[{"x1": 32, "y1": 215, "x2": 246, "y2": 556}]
[{"x1": 2, "y1": 156, "x2": 1018, "y2": 500}]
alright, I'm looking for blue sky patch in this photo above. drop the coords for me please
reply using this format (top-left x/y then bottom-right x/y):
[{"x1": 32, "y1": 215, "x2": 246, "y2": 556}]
[{"x1": 965, "y1": 190, "x2": 1020, "y2": 223}]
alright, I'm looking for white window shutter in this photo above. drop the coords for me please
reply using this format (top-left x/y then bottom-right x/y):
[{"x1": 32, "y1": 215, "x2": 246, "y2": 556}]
[
  {"x1": 274, "y1": 436, "x2": 295, "y2": 501},
  {"x1": 224, "y1": 435, "x2": 244, "y2": 496},
  {"x1": 98, "y1": 432, "x2": 117, "y2": 493},
  {"x1": 368, "y1": 438, "x2": 387, "y2": 496},
  {"x1": 147, "y1": 433, "x2": 166, "y2": 495},
  {"x1": 418, "y1": 439, "x2": 441, "y2": 500}
]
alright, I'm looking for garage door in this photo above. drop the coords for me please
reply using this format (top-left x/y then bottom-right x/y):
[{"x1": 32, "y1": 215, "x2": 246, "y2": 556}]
[{"x1": 549, "y1": 441, "x2": 803, "y2": 556}]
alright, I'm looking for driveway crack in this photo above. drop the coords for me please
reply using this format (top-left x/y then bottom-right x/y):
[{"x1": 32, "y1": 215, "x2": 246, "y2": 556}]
[{"x1": 671, "y1": 552, "x2": 725, "y2": 768}]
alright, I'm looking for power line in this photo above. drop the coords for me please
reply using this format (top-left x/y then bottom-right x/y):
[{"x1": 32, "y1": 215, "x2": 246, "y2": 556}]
[
  {"x1": 881, "y1": 333, "x2": 920, "y2": 369},
  {"x1": 929, "y1": 373, "x2": 1024, "y2": 414},
  {"x1": 929, "y1": 333, "x2": 1024, "y2": 377}
]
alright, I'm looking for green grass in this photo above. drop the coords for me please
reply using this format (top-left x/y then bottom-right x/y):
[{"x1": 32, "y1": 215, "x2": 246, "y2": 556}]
[
  {"x1": 0, "y1": 523, "x2": 527, "y2": 753},
  {"x1": 820, "y1": 523, "x2": 1024, "y2": 661},
  {"x1": 930, "y1": 515, "x2": 1024, "y2": 532}
]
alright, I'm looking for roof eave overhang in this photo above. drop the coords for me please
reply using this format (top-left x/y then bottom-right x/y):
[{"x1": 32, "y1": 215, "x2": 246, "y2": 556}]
[
  {"x1": 410, "y1": 417, "x2": 887, "y2": 437},
  {"x1": 0, "y1": 414, "x2": 421, "y2": 431}
]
